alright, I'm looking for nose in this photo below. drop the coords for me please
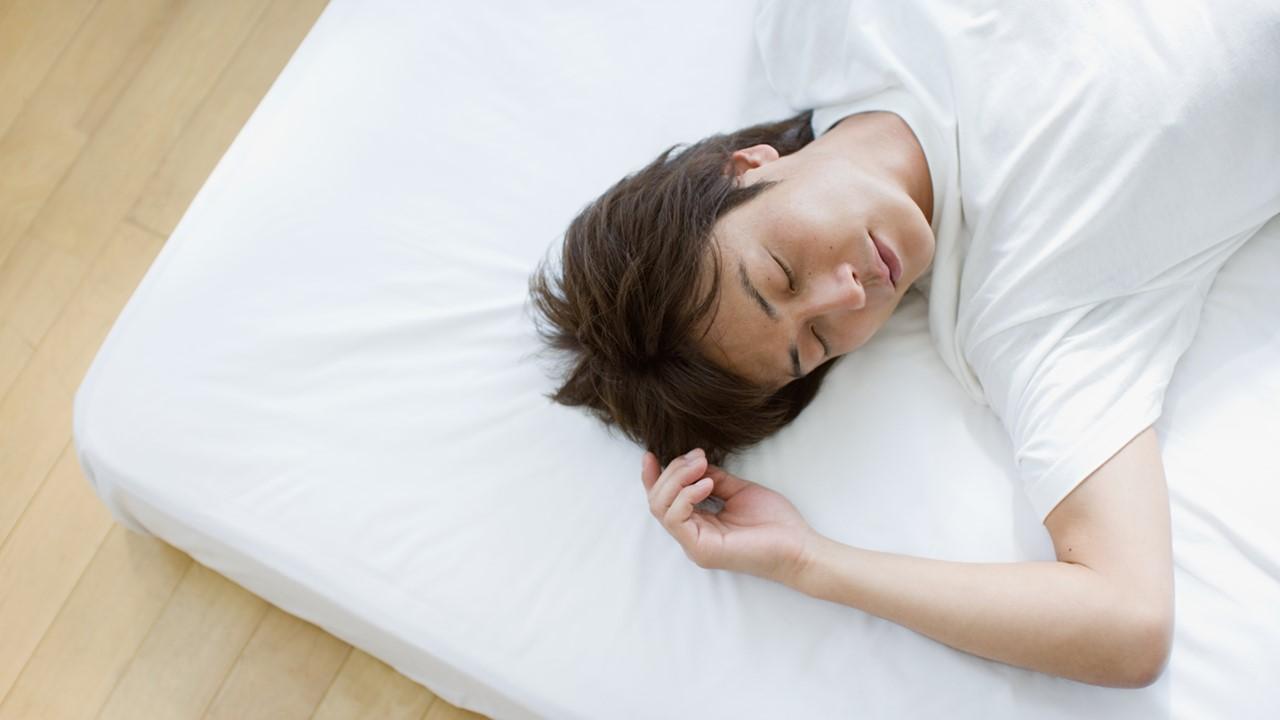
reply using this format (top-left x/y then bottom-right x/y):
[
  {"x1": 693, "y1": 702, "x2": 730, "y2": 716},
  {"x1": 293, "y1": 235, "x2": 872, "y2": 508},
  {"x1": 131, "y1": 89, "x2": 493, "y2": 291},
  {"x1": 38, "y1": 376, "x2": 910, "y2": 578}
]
[{"x1": 806, "y1": 262, "x2": 865, "y2": 315}]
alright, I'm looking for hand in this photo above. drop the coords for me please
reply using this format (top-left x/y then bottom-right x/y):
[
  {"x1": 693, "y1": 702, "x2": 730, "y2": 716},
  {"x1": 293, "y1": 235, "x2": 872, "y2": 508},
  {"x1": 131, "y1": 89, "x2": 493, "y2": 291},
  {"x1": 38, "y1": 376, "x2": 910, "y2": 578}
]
[{"x1": 641, "y1": 448, "x2": 819, "y2": 586}]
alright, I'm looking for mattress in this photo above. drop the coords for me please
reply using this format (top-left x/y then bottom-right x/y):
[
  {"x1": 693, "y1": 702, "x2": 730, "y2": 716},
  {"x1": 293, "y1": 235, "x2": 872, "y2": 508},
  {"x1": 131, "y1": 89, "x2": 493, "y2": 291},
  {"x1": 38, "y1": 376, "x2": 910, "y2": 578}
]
[{"x1": 73, "y1": 1, "x2": 1280, "y2": 718}]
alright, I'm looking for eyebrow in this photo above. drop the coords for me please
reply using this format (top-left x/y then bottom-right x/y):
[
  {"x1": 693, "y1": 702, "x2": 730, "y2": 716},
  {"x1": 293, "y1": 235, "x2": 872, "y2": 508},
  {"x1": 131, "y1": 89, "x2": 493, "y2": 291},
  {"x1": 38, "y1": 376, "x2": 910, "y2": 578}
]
[{"x1": 736, "y1": 260, "x2": 803, "y2": 380}]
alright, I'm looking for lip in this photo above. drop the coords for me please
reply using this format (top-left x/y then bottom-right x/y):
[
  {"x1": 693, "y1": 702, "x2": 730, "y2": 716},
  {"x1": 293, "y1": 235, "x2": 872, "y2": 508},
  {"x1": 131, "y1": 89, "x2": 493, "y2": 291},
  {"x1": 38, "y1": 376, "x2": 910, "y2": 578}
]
[{"x1": 870, "y1": 233, "x2": 902, "y2": 289}]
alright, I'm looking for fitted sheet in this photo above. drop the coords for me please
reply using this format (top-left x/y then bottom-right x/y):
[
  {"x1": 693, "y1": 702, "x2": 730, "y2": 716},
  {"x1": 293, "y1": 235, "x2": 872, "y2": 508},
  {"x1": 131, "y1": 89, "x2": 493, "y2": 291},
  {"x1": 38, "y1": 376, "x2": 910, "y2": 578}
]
[{"x1": 73, "y1": 1, "x2": 1280, "y2": 718}]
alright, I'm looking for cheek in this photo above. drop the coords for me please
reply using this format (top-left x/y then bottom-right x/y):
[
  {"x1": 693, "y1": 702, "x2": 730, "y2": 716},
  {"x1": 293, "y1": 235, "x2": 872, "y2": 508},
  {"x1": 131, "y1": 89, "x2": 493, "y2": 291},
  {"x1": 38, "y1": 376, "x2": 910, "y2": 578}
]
[
  {"x1": 779, "y1": 197, "x2": 844, "y2": 252},
  {"x1": 837, "y1": 302, "x2": 900, "y2": 353},
  {"x1": 832, "y1": 317, "x2": 876, "y2": 355},
  {"x1": 901, "y1": 218, "x2": 935, "y2": 281},
  {"x1": 895, "y1": 197, "x2": 935, "y2": 266}
]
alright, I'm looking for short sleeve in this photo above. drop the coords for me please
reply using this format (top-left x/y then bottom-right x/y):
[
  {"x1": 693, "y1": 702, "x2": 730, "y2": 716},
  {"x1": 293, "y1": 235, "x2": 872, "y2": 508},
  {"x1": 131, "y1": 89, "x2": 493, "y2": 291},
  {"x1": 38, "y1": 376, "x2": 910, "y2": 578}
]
[{"x1": 971, "y1": 280, "x2": 1215, "y2": 521}]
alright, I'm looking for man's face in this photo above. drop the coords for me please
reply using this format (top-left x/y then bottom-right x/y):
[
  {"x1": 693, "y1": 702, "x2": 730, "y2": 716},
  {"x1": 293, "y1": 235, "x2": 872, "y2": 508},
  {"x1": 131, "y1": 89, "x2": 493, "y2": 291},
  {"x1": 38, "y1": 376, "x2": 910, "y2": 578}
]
[{"x1": 697, "y1": 142, "x2": 936, "y2": 389}]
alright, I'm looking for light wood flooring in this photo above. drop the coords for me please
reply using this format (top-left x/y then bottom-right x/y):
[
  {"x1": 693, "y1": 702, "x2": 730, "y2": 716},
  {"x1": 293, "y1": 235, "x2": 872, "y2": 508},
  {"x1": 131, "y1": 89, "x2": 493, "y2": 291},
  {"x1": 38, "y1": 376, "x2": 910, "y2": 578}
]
[{"x1": 0, "y1": 1, "x2": 488, "y2": 717}]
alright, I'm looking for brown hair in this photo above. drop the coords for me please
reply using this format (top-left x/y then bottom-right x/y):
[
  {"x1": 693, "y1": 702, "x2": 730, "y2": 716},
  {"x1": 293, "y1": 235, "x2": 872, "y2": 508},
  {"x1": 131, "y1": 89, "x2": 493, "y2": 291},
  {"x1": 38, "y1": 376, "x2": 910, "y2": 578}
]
[{"x1": 528, "y1": 110, "x2": 836, "y2": 465}]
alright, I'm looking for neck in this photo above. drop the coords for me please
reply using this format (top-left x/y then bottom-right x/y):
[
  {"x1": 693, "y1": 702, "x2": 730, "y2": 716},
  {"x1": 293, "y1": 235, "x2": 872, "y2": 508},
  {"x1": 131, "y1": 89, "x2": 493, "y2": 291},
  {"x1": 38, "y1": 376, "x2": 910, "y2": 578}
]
[{"x1": 812, "y1": 111, "x2": 934, "y2": 225}]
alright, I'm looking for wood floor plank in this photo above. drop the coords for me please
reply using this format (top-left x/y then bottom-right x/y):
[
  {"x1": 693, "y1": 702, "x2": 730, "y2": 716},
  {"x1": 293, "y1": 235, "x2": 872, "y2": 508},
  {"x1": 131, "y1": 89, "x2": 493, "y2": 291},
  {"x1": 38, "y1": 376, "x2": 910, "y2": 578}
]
[
  {"x1": 74, "y1": 0, "x2": 184, "y2": 136},
  {"x1": 38, "y1": 220, "x2": 165, "y2": 399},
  {"x1": 0, "y1": 0, "x2": 99, "y2": 139},
  {"x1": 202, "y1": 606, "x2": 352, "y2": 720},
  {"x1": 0, "y1": 0, "x2": 179, "y2": 274},
  {"x1": 132, "y1": 0, "x2": 330, "y2": 237},
  {"x1": 96, "y1": 562, "x2": 271, "y2": 720},
  {"x1": 0, "y1": 221, "x2": 162, "y2": 547},
  {"x1": 422, "y1": 699, "x2": 491, "y2": 720},
  {"x1": 19, "y1": 0, "x2": 180, "y2": 133},
  {"x1": 0, "y1": 2, "x2": 450, "y2": 719},
  {"x1": 312, "y1": 649, "x2": 438, "y2": 720},
  {"x1": 0, "y1": 323, "x2": 30, "y2": 407},
  {"x1": 3, "y1": 242, "x2": 89, "y2": 354},
  {"x1": 0, "y1": 340, "x2": 72, "y2": 544},
  {"x1": 0, "y1": 120, "x2": 85, "y2": 272},
  {"x1": 0, "y1": 525, "x2": 191, "y2": 720},
  {"x1": 0, "y1": 444, "x2": 114, "y2": 702},
  {"x1": 23, "y1": 0, "x2": 270, "y2": 259},
  {"x1": 0, "y1": 0, "x2": 270, "y2": 337}
]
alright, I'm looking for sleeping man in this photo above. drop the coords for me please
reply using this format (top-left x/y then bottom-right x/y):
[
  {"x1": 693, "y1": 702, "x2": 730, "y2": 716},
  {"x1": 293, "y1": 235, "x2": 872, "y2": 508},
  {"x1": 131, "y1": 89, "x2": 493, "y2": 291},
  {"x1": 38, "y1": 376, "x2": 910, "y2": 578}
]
[{"x1": 528, "y1": 0, "x2": 1280, "y2": 687}]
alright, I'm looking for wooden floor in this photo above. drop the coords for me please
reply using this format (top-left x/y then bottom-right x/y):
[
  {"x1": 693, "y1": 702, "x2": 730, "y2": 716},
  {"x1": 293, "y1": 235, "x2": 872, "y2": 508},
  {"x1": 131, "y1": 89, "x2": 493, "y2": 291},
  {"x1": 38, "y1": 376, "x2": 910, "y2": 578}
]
[{"x1": 0, "y1": 1, "x2": 487, "y2": 718}]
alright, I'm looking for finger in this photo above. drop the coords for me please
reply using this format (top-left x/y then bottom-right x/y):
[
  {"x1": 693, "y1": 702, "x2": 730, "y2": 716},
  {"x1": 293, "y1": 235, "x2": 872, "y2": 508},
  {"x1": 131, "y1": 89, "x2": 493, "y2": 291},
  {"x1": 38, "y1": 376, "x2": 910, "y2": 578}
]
[
  {"x1": 651, "y1": 451, "x2": 706, "y2": 518},
  {"x1": 640, "y1": 452, "x2": 660, "y2": 493},
  {"x1": 664, "y1": 475, "x2": 714, "y2": 539},
  {"x1": 703, "y1": 464, "x2": 755, "y2": 500},
  {"x1": 652, "y1": 453, "x2": 706, "y2": 516}
]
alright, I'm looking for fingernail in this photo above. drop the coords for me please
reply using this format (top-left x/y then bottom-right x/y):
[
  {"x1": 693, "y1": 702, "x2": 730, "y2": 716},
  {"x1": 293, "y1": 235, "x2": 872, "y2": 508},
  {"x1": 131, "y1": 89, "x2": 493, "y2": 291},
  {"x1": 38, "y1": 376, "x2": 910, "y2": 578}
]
[{"x1": 685, "y1": 448, "x2": 702, "y2": 460}]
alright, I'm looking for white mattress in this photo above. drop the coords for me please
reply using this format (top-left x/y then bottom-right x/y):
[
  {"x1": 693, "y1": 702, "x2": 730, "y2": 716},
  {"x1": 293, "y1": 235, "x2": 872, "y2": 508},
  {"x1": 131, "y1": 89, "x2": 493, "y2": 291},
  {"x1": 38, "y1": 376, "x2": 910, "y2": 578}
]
[{"x1": 73, "y1": 1, "x2": 1280, "y2": 718}]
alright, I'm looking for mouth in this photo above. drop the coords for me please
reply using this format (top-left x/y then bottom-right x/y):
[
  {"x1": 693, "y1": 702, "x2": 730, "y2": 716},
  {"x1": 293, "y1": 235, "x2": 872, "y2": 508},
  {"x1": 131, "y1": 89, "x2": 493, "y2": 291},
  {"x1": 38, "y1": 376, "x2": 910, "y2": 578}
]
[{"x1": 870, "y1": 233, "x2": 902, "y2": 289}]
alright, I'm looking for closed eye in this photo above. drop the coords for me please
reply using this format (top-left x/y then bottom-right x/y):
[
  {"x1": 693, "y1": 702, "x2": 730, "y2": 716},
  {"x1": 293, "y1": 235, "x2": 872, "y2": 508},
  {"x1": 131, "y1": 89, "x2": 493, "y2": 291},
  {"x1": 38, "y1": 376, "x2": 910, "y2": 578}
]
[{"x1": 771, "y1": 252, "x2": 796, "y2": 292}]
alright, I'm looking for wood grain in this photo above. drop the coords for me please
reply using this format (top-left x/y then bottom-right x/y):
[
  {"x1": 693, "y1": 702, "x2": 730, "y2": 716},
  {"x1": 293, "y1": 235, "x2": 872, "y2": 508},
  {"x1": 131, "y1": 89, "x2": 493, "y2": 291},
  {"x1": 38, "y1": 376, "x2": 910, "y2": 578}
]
[
  {"x1": 0, "y1": 526, "x2": 191, "y2": 720},
  {"x1": 312, "y1": 649, "x2": 439, "y2": 720},
  {"x1": 0, "y1": 2, "x2": 492, "y2": 717},
  {"x1": 0, "y1": 336, "x2": 74, "y2": 543},
  {"x1": 132, "y1": 0, "x2": 330, "y2": 237},
  {"x1": 0, "y1": 0, "x2": 178, "y2": 285},
  {"x1": 0, "y1": 220, "x2": 162, "y2": 551},
  {"x1": 96, "y1": 563, "x2": 270, "y2": 720},
  {"x1": 202, "y1": 607, "x2": 351, "y2": 720},
  {"x1": 0, "y1": 444, "x2": 114, "y2": 701},
  {"x1": 0, "y1": 0, "x2": 268, "y2": 336},
  {"x1": 0, "y1": 0, "x2": 98, "y2": 138}
]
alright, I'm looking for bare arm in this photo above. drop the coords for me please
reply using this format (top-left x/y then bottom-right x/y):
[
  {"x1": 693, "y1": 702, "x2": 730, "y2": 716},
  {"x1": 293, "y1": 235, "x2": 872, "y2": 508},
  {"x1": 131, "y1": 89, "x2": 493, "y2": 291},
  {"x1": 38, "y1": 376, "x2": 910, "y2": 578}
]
[{"x1": 787, "y1": 426, "x2": 1174, "y2": 687}]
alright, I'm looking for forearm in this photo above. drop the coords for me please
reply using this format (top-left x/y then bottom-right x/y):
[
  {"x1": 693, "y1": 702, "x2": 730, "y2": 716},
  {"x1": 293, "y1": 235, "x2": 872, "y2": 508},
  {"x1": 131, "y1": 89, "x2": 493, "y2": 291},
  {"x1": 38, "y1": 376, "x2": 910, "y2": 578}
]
[{"x1": 789, "y1": 534, "x2": 1171, "y2": 688}]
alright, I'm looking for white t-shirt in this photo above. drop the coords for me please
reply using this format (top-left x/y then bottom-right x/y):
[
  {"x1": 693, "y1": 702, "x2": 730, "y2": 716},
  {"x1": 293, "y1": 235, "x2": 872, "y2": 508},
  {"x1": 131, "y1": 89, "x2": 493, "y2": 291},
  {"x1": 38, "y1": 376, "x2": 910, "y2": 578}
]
[{"x1": 755, "y1": 0, "x2": 1280, "y2": 520}]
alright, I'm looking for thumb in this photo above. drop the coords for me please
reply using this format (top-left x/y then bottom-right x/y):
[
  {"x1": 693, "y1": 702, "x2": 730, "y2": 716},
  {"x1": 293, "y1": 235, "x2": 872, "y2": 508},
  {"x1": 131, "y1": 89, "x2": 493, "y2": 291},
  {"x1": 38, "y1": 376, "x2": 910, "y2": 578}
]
[{"x1": 704, "y1": 464, "x2": 755, "y2": 499}]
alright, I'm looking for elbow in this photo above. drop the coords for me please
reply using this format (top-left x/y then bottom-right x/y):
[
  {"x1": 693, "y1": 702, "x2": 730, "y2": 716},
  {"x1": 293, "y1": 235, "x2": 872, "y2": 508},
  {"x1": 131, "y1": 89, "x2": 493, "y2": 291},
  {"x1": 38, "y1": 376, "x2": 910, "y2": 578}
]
[{"x1": 1109, "y1": 605, "x2": 1174, "y2": 689}]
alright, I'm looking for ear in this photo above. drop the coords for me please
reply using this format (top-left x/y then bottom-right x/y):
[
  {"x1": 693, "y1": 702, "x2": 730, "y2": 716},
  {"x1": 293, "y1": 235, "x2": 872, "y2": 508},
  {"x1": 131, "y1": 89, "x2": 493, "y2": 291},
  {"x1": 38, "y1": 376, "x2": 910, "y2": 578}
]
[{"x1": 725, "y1": 143, "x2": 781, "y2": 183}]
